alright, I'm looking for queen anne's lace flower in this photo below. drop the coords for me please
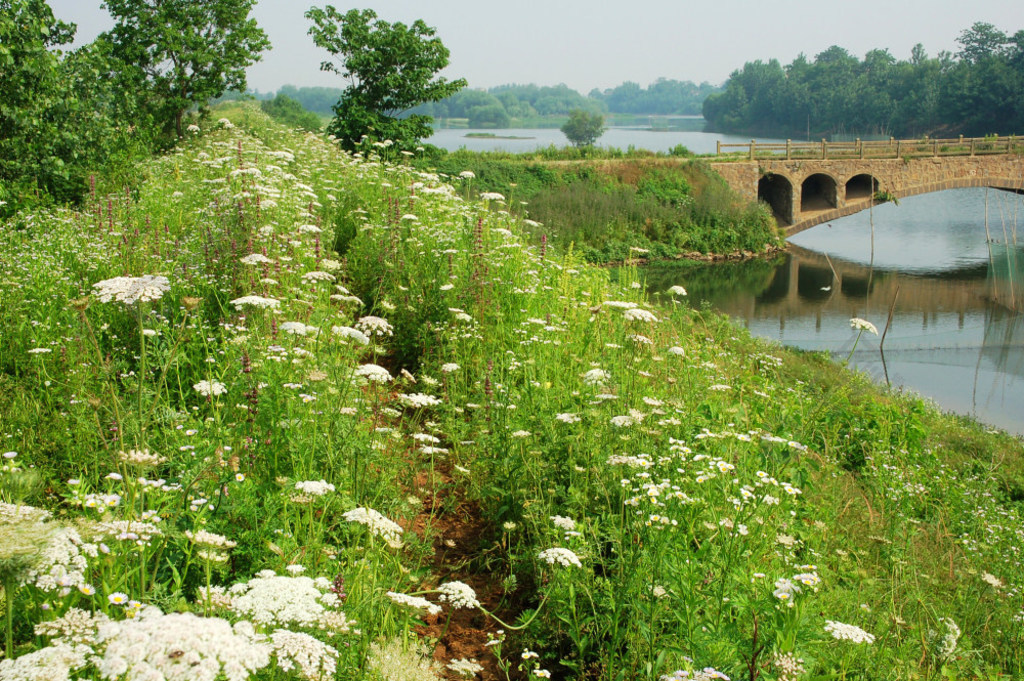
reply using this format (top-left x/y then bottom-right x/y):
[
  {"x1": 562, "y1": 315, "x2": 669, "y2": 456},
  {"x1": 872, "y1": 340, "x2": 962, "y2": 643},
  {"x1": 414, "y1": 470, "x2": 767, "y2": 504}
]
[
  {"x1": 0, "y1": 643, "x2": 90, "y2": 680},
  {"x1": 849, "y1": 317, "x2": 879, "y2": 335},
  {"x1": 354, "y1": 363, "x2": 392, "y2": 383},
  {"x1": 279, "y1": 321, "x2": 313, "y2": 336},
  {"x1": 387, "y1": 591, "x2": 442, "y2": 616},
  {"x1": 824, "y1": 620, "x2": 875, "y2": 643},
  {"x1": 437, "y1": 581, "x2": 480, "y2": 610},
  {"x1": 230, "y1": 295, "x2": 280, "y2": 310},
  {"x1": 93, "y1": 275, "x2": 170, "y2": 305},
  {"x1": 95, "y1": 608, "x2": 271, "y2": 681},
  {"x1": 194, "y1": 380, "x2": 227, "y2": 397},
  {"x1": 398, "y1": 393, "x2": 442, "y2": 409},
  {"x1": 302, "y1": 271, "x2": 336, "y2": 283},
  {"x1": 355, "y1": 315, "x2": 393, "y2": 337},
  {"x1": 623, "y1": 308, "x2": 659, "y2": 323},
  {"x1": 539, "y1": 548, "x2": 583, "y2": 568},
  {"x1": 332, "y1": 326, "x2": 370, "y2": 345},
  {"x1": 447, "y1": 658, "x2": 484, "y2": 678},
  {"x1": 186, "y1": 530, "x2": 237, "y2": 549},
  {"x1": 343, "y1": 507, "x2": 403, "y2": 547},
  {"x1": 229, "y1": 573, "x2": 343, "y2": 628},
  {"x1": 270, "y1": 629, "x2": 339, "y2": 679},
  {"x1": 293, "y1": 480, "x2": 336, "y2": 497},
  {"x1": 550, "y1": 516, "x2": 576, "y2": 531}
]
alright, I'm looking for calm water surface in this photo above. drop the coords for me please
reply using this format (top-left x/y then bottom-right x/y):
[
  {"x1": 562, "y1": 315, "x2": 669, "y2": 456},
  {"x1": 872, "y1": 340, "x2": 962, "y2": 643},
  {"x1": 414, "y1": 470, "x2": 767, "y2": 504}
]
[
  {"x1": 428, "y1": 126, "x2": 783, "y2": 155},
  {"x1": 644, "y1": 188, "x2": 1024, "y2": 435}
]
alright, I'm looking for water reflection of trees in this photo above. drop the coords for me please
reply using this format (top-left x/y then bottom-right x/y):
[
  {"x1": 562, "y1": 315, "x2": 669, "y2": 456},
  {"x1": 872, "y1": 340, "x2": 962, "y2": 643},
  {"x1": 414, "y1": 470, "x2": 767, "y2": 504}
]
[{"x1": 638, "y1": 255, "x2": 785, "y2": 306}]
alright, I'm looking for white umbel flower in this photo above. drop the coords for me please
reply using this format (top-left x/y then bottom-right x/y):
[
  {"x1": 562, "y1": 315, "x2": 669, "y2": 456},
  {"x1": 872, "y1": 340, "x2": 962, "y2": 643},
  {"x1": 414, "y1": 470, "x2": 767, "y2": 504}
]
[
  {"x1": 230, "y1": 574, "x2": 341, "y2": 628},
  {"x1": 93, "y1": 275, "x2": 170, "y2": 305},
  {"x1": 437, "y1": 581, "x2": 480, "y2": 609},
  {"x1": 270, "y1": 629, "x2": 339, "y2": 680},
  {"x1": 293, "y1": 480, "x2": 336, "y2": 497},
  {"x1": 623, "y1": 308, "x2": 658, "y2": 323},
  {"x1": 355, "y1": 315, "x2": 393, "y2": 337},
  {"x1": 849, "y1": 317, "x2": 879, "y2": 335},
  {"x1": 331, "y1": 326, "x2": 370, "y2": 345},
  {"x1": 239, "y1": 253, "x2": 273, "y2": 265},
  {"x1": 343, "y1": 507, "x2": 404, "y2": 547},
  {"x1": 94, "y1": 608, "x2": 271, "y2": 681},
  {"x1": 398, "y1": 393, "x2": 442, "y2": 409},
  {"x1": 824, "y1": 620, "x2": 875, "y2": 644},
  {"x1": 354, "y1": 363, "x2": 392, "y2": 383},
  {"x1": 387, "y1": 591, "x2": 442, "y2": 616},
  {"x1": 229, "y1": 295, "x2": 280, "y2": 310},
  {"x1": 550, "y1": 516, "x2": 576, "y2": 531},
  {"x1": 0, "y1": 643, "x2": 90, "y2": 680},
  {"x1": 193, "y1": 380, "x2": 227, "y2": 397},
  {"x1": 539, "y1": 548, "x2": 583, "y2": 568}
]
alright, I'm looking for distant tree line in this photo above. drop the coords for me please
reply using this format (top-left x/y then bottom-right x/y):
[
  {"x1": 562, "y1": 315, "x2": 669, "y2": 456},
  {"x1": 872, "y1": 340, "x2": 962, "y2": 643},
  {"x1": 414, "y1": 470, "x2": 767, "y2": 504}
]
[
  {"x1": 412, "y1": 79, "x2": 719, "y2": 127},
  {"x1": 702, "y1": 22, "x2": 1024, "y2": 139},
  {"x1": 253, "y1": 79, "x2": 719, "y2": 130}
]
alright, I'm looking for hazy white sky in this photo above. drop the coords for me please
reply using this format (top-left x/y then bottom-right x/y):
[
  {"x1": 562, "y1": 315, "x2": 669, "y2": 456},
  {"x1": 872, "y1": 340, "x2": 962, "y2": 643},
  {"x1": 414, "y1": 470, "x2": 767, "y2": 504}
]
[{"x1": 49, "y1": 0, "x2": 1023, "y2": 94}]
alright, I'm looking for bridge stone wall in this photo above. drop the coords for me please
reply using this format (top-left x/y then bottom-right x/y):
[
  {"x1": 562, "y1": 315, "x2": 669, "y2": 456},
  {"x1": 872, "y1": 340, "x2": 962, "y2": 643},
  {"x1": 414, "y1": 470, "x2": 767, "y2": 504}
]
[{"x1": 710, "y1": 154, "x2": 1024, "y2": 235}]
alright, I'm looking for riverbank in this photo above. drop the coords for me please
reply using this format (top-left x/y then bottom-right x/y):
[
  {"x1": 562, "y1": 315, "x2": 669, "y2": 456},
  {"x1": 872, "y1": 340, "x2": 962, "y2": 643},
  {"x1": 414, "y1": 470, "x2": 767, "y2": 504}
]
[
  {"x1": 412, "y1": 148, "x2": 783, "y2": 264},
  {"x1": 2, "y1": 106, "x2": 1022, "y2": 680}
]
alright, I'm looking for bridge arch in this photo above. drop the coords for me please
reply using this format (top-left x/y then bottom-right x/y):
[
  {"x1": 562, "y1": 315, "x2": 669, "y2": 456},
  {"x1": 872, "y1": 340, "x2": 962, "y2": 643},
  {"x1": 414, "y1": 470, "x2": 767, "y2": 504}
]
[
  {"x1": 800, "y1": 173, "x2": 838, "y2": 212},
  {"x1": 845, "y1": 173, "x2": 878, "y2": 201},
  {"x1": 706, "y1": 150, "x2": 1024, "y2": 236},
  {"x1": 788, "y1": 176, "x2": 1024, "y2": 235},
  {"x1": 758, "y1": 173, "x2": 794, "y2": 224}
]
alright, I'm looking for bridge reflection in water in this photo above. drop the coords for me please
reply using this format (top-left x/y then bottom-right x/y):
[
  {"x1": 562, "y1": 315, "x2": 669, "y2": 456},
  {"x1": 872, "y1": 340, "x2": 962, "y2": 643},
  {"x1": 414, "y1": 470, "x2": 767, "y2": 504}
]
[{"x1": 643, "y1": 243, "x2": 1024, "y2": 434}]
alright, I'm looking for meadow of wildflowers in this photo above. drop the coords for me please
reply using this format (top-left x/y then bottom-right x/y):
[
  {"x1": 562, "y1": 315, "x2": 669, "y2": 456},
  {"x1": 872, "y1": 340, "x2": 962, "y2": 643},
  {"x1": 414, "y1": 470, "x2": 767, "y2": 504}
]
[{"x1": 1, "y1": 104, "x2": 1022, "y2": 680}]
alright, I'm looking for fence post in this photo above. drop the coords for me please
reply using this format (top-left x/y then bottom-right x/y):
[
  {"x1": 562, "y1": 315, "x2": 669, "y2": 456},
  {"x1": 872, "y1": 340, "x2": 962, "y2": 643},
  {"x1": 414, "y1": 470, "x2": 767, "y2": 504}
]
[
  {"x1": 716, "y1": 140, "x2": 721, "y2": 155},
  {"x1": 933, "y1": 139, "x2": 939, "y2": 156},
  {"x1": 896, "y1": 140, "x2": 901, "y2": 158},
  {"x1": 821, "y1": 138, "x2": 827, "y2": 160},
  {"x1": 858, "y1": 138, "x2": 863, "y2": 159},
  {"x1": 971, "y1": 138, "x2": 976, "y2": 156},
  {"x1": 786, "y1": 139, "x2": 791, "y2": 160},
  {"x1": 749, "y1": 140, "x2": 756, "y2": 161}
]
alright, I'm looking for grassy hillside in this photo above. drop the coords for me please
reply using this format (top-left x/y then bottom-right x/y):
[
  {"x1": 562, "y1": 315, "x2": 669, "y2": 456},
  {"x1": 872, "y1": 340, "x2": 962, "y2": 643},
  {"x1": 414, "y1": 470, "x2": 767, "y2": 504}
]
[
  {"x1": 1, "y1": 104, "x2": 1022, "y2": 680},
  {"x1": 413, "y1": 150, "x2": 782, "y2": 264}
]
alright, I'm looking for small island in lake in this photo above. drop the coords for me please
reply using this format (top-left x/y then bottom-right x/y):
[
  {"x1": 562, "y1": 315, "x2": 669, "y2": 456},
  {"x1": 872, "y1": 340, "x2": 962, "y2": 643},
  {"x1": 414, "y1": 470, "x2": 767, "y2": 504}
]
[{"x1": 464, "y1": 132, "x2": 535, "y2": 139}]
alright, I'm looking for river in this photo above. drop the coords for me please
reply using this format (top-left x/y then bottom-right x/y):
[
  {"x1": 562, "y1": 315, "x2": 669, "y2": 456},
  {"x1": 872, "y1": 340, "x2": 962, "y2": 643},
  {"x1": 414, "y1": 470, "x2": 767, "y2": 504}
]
[
  {"x1": 432, "y1": 125, "x2": 1024, "y2": 435},
  {"x1": 643, "y1": 189, "x2": 1024, "y2": 436},
  {"x1": 428, "y1": 125, "x2": 779, "y2": 155}
]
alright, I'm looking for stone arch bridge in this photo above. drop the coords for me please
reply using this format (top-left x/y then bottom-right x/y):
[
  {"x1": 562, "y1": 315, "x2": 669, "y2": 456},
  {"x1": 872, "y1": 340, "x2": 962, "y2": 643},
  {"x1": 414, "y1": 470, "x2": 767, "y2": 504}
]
[{"x1": 709, "y1": 137, "x2": 1024, "y2": 236}]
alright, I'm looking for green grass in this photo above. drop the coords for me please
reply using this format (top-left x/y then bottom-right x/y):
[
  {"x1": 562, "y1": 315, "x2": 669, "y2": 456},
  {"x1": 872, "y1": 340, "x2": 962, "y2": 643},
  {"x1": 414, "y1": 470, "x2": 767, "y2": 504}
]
[
  {"x1": 413, "y1": 151, "x2": 782, "y2": 264},
  {"x1": 1, "y1": 103, "x2": 1022, "y2": 680}
]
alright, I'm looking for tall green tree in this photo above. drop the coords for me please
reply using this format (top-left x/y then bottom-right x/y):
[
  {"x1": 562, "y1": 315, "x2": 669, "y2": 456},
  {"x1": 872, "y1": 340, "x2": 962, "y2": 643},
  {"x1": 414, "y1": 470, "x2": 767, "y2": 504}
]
[
  {"x1": 100, "y1": 0, "x2": 270, "y2": 137},
  {"x1": 1, "y1": 0, "x2": 142, "y2": 210},
  {"x1": 305, "y1": 6, "x2": 466, "y2": 151},
  {"x1": 561, "y1": 109, "x2": 605, "y2": 147},
  {"x1": 0, "y1": 0, "x2": 74, "y2": 206}
]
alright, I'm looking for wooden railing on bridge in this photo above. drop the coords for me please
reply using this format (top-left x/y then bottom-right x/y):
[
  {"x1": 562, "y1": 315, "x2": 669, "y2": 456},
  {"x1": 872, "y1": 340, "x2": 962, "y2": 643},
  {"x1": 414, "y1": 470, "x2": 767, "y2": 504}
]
[{"x1": 715, "y1": 135, "x2": 1024, "y2": 160}]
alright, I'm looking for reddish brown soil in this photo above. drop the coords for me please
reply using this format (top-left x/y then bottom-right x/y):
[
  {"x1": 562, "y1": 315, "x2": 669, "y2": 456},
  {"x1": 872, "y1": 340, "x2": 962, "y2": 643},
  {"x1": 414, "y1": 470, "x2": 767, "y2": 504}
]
[{"x1": 408, "y1": 469, "x2": 518, "y2": 681}]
